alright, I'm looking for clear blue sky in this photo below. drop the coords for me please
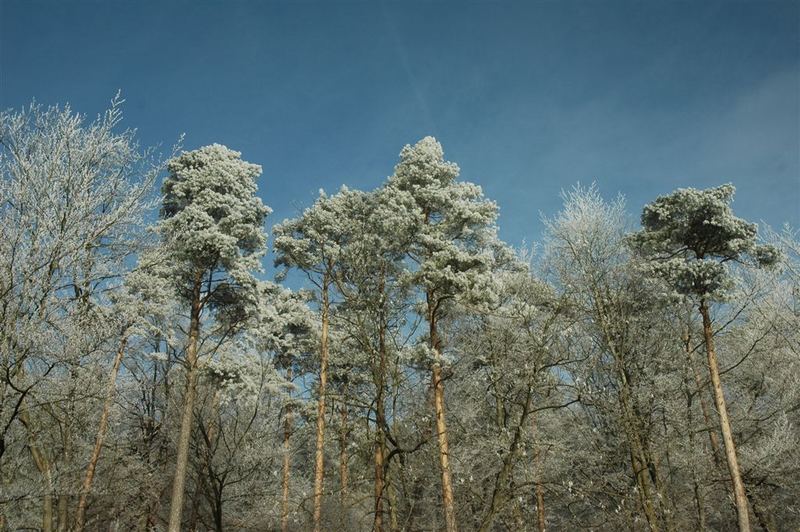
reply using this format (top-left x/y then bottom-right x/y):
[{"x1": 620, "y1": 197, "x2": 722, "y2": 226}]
[{"x1": 2, "y1": 0, "x2": 798, "y2": 259}]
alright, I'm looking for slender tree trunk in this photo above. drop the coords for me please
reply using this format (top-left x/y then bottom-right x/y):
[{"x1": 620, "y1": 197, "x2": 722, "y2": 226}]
[
  {"x1": 57, "y1": 418, "x2": 71, "y2": 532},
  {"x1": 693, "y1": 368, "x2": 724, "y2": 466},
  {"x1": 213, "y1": 489, "x2": 224, "y2": 532},
  {"x1": 684, "y1": 328, "x2": 707, "y2": 531},
  {"x1": 532, "y1": 410, "x2": 546, "y2": 532},
  {"x1": 478, "y1": 389, "x2": 532, "y2": 532},
  {"x1": 57, "y1": 494, "x2": 68, "y2": 532},
  {"x1": 41, "y1": 467, "x2": 55, "y2": 532},
  {"x1": 167, "y1": 271, "x2": 204, "y2": 532},
  {"x1": 15, "y1": 356, "x2": 55, "y2": 532},
  {"x1": 687, "y1": 383, "x2": 708, "y2": 532},
  {"x1": 281, "y1": 367, "x2": 293, "y2": 532},
  {"x1": 313, "y1": 277, "x2": 331, "y2": 532},
  {"x1": 374, "y1": 281, "x2": 388, "y2": 532},
  {"x1": 339, "y1": 403, "x2": 349, "y2": 502},
  {"x1": 693, "y1": 361, "x2": 740, "y2": 524},
  {"x1": 19, "y1": 405, "x2": 54, "y2": 532},
  {"x1": 429, "y1": 304, "x2": 457, "y2": 532},
  {"x1": 612, "y1": 345, "x2": 662, "y2": 531},
  {"x1": 73, "y1": 336, "x2": 128, "y2": 531},
  {"x1": 645, "y1": 426, "x2": 674, "y2": 531},
  {"x1": 616, "y1": 363, "x2": 660, "y2": 531},
  {"x1": 535, "y1": 477, "x2": 546, "y2": 532},
  {"x1": 593, "y1": 294, "x2": 660, "y2": 531},
  {"x1": 699, "y1": 299, "x2": 750, "y2": 532},
  {"x1": 692, "y1": 478, "x2": 706, "y2": 532},
  {"x1": 374, "y1": 432, "x2": 385, "y2": 532},
  {"x1": 433, "y1": 359, "x2": 457, "y2": 532}
]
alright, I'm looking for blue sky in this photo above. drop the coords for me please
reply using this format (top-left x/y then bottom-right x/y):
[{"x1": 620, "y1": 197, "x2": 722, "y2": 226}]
[{"x1": 2, "y1": 0, "x2": 798, "y2": 262}]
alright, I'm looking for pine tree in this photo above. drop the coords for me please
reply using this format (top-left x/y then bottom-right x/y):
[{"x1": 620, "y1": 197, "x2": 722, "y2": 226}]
[
  {"x1": 157, "y1": 144, "x2": 270, "y2": 532},
  {"x1": 387, "y1": 137, "x2": 502, "y2": 532},
  {"x1": 273, "y1": 187, "x2": 364, "y2": 531},
  {"x1": 330, "y1": 187, "x2": 417, "y2": 531},
  {"x1": 632, "y1": 184, "x2": 779, "y2": 532}
]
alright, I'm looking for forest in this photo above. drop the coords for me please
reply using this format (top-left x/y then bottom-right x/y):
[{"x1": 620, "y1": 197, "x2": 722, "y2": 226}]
[{"x1": 0, "y1": 99, "x2": 798, "y2": 532}]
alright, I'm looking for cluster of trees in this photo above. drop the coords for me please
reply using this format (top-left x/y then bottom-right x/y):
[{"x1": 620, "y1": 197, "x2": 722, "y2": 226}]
[{"x1": 1, "y1": 100, "x2": 797, "y2": 532}]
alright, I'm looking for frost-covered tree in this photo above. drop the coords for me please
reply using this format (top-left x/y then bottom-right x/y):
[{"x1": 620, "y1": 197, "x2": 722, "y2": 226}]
[
  {"x1": 273, "y1": 187, "x2": 363, "y2": 531},
  {"x1": 5, "y1": 92, "x2": 800, "y2": 532},
  {"x1": 543, "y1": 185, "x2": 678, "y2": 531},
  {"x1": 446, "y1": 264, "x2": 571, "y2": 532},
  {"x1": 330, "y1": 187, "x2": 418, "y2": 531},
  {"x1": 72, "y1": 252, "x2": 175, "y2": 531},
  {"x1": 156, "y1": 144, "x2": 270, "y2": 532},
  {"x1": 251, "y1": 281, "x2": 314, "y2": 532},
  {"x1": 0, "y1": 97, "x2": 165, "y2": 532},
  {"x1": 180, "y1": 280, "x2": 312, "y2": 531},
  {"x1": 387, "y1": 137, "x2": 504, "y2": 532},
  {"x1": 632, "y1": 184, "x2": 779, "y2": 532}
]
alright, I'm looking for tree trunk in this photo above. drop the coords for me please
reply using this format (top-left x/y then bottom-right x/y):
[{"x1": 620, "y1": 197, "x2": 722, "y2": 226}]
[
  {"x1": 535, "y1": 477, "x2": 546, "y2": 532},
  {"x1": 374, "y1": 283, "x2": 388, "y2": 532},
  {"x1": 313, "y1": 277, "x2": 331, "y2": 532},
  {"x1": 374, "y1": 432, "x2": 385, "y2": 532},
  {"x1": 429, "y1": 305, "x2": 457, "y2": 532},
  {"x1": 281, "y1": 367, "x2": 293, "y2": 532},
  {"x1": 532, "y1": 411, "x2": 546, "y2": 532},
  {"x1": 616, "y1": 362, "x2": 660, "y2": 531},
  {"x1": 57, "y1": 494, "x2": 68, "y2": 532},
  {"x1": 19, "y1": 405, "x2": 54, "y2": 532},
  {"x1": 39, "y1": 464, "x2": 55, "y2": 532},
  {"x1": 699, "y1": 299, "x2": 750, "y2": 532},
  {"x1": 432, "y1": 365, "x2": 456, "y2": 532},
  {"x1": 73, "y1": 336, "x2": 128, "y2": 531},
  {"x1": 683, "y1": 328, "x2": 707, "y2": 531},
  {"x1": 57, "y1": 418, "x2": 71, "y2": 532},
  {"x1": 339, "y1": 404, "x2": 349, "y2": 502},
  {"x1": 688, "y1": 355, "x2": 724, "y2": 468},
  {"x1": 167, "y1": 271, "x2": 204, "y2": 532},
  {"x1": 478, "y1": 389, "x2": 532, "y2": 532},
  {"x1": 593, "y1": 295, "x2": 660, "y2": 531}
]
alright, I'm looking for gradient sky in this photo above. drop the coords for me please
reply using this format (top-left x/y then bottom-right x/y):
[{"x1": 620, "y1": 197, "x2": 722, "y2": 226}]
[{"x1": 2, "y1": 0, "x2": 798, "y2": 263}]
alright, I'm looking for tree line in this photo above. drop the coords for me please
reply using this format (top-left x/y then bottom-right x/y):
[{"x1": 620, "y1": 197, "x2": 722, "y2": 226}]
[{"x1": 1, "y1": 99, "x2": 798, "y2": 531}]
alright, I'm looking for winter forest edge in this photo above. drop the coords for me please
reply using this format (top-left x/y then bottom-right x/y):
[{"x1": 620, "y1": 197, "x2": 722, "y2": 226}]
[{"x1": 1, "y1": 98, "x2": 798, "y2": 532}]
